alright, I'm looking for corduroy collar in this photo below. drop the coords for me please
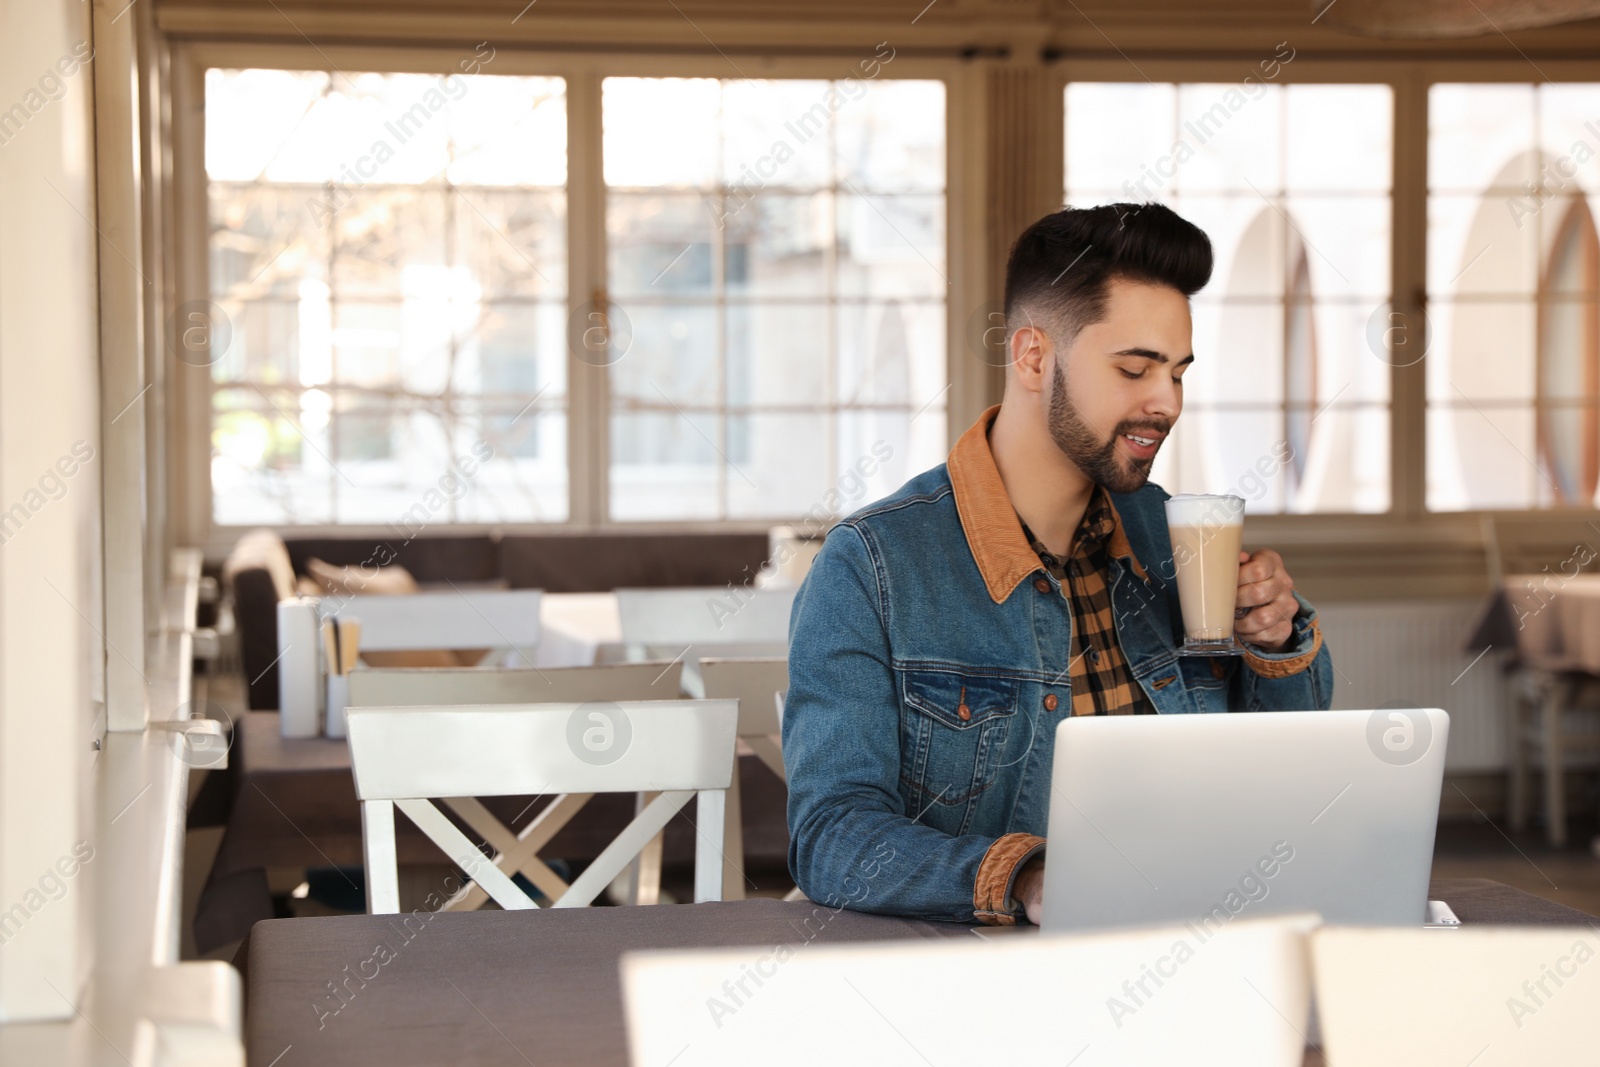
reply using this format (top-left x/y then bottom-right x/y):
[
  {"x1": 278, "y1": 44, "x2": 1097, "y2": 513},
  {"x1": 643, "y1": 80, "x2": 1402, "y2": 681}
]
[{"x1": 947, "y1": 405, "x2": 1150, "y2": 603}]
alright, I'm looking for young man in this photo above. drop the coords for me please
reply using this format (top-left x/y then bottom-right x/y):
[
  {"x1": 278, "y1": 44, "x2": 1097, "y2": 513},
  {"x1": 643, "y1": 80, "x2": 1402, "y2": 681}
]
[{"x1": 783, "y1": 204, "x2": 1334, "y2": 926}]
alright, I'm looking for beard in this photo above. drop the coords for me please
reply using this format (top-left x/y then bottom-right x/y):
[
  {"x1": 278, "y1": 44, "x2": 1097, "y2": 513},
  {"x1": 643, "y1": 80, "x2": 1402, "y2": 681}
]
[{"x1": 1047, "y1": 359, "x2": 1168, "y2": 494}]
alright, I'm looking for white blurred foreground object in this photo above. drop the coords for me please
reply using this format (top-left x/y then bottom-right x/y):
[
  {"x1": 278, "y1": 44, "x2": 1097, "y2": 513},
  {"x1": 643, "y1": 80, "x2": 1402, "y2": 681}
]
[
  {"x1": 622, "y1": 913, "x2": 1317, "y2": 1067},
  {"x1": 1044, "y1": 709, "x2": 1450, "y2": 931},
  {"x1": 1313, "y1": 926, "x2": 1598, "y2": 1066},
  {"x1": 346, "y1": 700, "x2": 737, "y2": 913}
]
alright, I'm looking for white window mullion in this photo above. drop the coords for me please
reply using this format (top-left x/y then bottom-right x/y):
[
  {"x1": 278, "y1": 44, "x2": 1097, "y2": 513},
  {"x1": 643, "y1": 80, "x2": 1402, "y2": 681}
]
[
  {"x1": 1393, "y1": 73, "x2": 1429, "y2": 519},
  {"x1": 568, "y1": 70, "x2": 608, "y2": 528}
]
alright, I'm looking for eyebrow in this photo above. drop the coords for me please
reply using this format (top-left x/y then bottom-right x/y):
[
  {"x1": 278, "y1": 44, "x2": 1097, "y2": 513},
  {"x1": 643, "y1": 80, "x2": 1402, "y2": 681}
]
[{"x1": 1113, "y1": 347, "x2": 1195, "y2": 367}]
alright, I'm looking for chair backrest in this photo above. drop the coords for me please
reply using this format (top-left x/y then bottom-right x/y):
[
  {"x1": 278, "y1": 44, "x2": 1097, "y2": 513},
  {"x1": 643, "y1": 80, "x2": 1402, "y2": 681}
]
[
  {"x1": 322, "y1": 589, "x2": 544, "y2": 652},
  {"x1": 1312, "y1": 926, "x2": 1598, "y2": 1066},
  {"x1": 699, "y1": 656, "x2": 788, "y2": 782},
  {"x1": 698, "y1": 657, "x2": 788, "y2": 737},
  {"x1": 615, "y1": 586, "x2": 795, "y2": 650},
  {"x1": 347, "y1": 700, "x2": 737, "y2": 914},
  {"x1": 622, "y1": 913, "x2": 1315, "y2": 1066},
  {"x1": 348, "y1": 660, "x2": 684, "y2": 708}
]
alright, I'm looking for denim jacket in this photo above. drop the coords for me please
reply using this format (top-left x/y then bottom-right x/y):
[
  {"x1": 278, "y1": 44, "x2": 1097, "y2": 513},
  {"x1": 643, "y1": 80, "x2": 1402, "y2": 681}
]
[{"x1": 783, "y1": 407, "x2": 1334, "y2": 924}]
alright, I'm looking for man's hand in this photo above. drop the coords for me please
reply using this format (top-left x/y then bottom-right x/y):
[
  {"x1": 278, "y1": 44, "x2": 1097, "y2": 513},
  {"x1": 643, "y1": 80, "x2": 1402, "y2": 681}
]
[
  {"x1": 1235, "y1": 548, "x2": 1298, "y2": 653},
  {"x1": 1013, "y1": 856, "x2": 1046, "y2": 925}
]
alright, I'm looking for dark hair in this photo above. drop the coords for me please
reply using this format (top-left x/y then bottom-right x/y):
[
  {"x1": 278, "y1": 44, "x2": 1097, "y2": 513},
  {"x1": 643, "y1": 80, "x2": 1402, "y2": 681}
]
[{"x1": 1003, "y1": 203, "x2": 1213, "y2": 345}]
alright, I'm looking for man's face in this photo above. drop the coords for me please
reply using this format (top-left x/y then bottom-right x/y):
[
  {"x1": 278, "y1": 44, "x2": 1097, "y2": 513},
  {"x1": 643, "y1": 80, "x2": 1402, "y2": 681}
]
[{"x1": 1046, "y1": 278, "x2": 1193, "y2": 494}]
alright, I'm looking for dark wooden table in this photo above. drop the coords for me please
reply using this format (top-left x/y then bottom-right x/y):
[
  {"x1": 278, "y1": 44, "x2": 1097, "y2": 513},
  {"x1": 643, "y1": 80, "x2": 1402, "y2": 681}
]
[
  {"x1": 193, "y1": 711, "x2": 792, "y2": 953},
  {"x1": 240, "y1": 879, "x2": 1595, "y2": 1067}
]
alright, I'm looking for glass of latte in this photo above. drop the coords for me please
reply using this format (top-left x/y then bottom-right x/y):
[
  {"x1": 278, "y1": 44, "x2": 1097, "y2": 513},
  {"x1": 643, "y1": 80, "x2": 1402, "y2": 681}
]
[{"x1": 1164, "y1": 493, "x2": 1246, "y2": 656}]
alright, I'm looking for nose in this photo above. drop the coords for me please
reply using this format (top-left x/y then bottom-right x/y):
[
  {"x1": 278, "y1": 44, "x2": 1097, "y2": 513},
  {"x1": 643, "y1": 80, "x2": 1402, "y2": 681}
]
[{"x1": 1144, "y1": 375, "x2": 1181, "y2": 423}]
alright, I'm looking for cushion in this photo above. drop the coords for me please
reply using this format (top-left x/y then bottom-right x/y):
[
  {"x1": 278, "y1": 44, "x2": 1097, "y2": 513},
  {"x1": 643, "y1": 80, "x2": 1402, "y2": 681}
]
[
  {"x1": 304, "y1": 557, "x2": 418, "y2": 598},
  {"x1": 223, "y1": 529, "x2": 297, "y2": 602}
]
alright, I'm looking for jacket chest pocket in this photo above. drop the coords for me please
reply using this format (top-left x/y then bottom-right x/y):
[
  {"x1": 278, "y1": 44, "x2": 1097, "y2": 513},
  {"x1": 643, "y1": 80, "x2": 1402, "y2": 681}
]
[
  {"x1": 898, "y1": 670, "x2": 1019, "y2": 832},
  {"x1": 1179, "y1": 655, "x2": 1233, "y2": 692},
  {"x1": 1165, "y1": 655, "x2": 1235, "y2": 713}
]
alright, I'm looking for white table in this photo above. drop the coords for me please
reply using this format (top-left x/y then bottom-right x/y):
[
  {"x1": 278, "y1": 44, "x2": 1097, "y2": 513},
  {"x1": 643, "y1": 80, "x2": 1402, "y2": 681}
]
[
  {"x1": 535, "y1": 590, "x2": 788, "y2": 693},
  {"x1": 535, "y1": 592, "x2": 625, "y2": 668},
  {"x1": 1504, "y1": 573, "x2": 1600, "y2": 673}
]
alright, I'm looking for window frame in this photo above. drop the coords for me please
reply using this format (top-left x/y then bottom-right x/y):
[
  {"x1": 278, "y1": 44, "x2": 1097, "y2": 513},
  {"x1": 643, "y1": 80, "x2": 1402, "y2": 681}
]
[
  {"x1": 1061, "y1": 70, "x2": 1396, "y2": 516},
  {"x1": 171, "y1": 43, "x2": 977, "y2": 555},
  {"x1": 1054, "y1": 58, "x2": 1411, "y2": 531},
  {"x1": 170, "y1": 45, "x2": 1600, "y2": 564},
  {"x1": 1051, "y1": 56, "x2": 1600, "y2": 554}
]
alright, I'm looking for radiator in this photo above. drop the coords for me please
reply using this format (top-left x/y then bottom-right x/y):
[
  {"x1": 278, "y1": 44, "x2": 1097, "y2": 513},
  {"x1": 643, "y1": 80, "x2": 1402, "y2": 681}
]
[{"x1": 1314, "y1": 599, "x2": 1506, "y2": 771}]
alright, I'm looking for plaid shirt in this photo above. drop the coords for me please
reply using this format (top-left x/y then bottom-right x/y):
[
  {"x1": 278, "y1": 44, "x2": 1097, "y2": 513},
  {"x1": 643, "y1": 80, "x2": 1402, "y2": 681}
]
[{"x1": 1021, "y1": 487, "x2": 1156, "y2": 716}]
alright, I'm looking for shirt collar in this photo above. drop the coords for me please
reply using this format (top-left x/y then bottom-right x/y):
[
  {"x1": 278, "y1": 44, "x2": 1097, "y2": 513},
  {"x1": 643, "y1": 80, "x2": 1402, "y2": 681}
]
[{"x1": 948, "y1": 405, "x2": 1150, "y2": 603}]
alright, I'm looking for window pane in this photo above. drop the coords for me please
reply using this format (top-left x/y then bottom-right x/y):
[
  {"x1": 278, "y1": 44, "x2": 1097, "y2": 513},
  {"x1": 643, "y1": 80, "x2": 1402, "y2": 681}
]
[
  {"x1": 1428, "y1": 84, "x2": 1537, "y2": 194},
  {"x1": 1426, "y1": 83, "x2": 1600, "y2": 510},
  {"x1": 721, "y1": 80, "x2": 834, "y2": 188},
  {"x1": 835, "y1": 80, "x2": 946, "y2": 192},
  {"x1": 604, "y1": 77, "x2": 948, "y2": 521},
  {"x1": 1173, "y1": 83, "x2": 1285, "y2": 192},
  {"x1": 725, "y1": 194, "x2": 831, "y2": 298},
  {"x1": 603, "y1": 78, "x2": 720, "y2": 188},
  {"x1": 206, "y1": 68, "x2": 568, "y2": 525},
  {"x1": 1065, "y1": 83, "x2": 1175, "y2": 198},
  {"x1": 610, "y1": 304, "x2": 719, "y2": 405},
  {"x1": 729, "y1": 304, "x2": 830, "y2": 405},
  {"x1": 1065, "y1": 82, "x2": 1393, "y2": 514},
  {"x1": 608, "y1": 192, "x2": 716, "y2": 297},
  {"x1": 837, "y1": 193, "x2": 946, "y2": 298}
]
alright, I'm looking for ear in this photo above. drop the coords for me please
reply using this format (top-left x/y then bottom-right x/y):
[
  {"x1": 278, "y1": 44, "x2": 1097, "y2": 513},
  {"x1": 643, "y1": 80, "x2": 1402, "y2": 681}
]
[{"x1": 1007, "y1": 320, "x2": 1052, "y2": 395}]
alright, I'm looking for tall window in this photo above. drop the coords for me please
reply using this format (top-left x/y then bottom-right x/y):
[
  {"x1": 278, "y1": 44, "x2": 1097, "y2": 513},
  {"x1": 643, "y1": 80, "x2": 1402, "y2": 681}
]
[
  {"x1": 603, "y1": 77, "x2": 947, "y2": 521},
  {"x1": 1064, "y1": 82, "x2": 1393, "y2": 514},
  {"x1": 1427, "y1": 83, "x2": 1600, "y2": 510},
  {"x1": 206, "y1": 68, "x2": 569, "y2": 525}
]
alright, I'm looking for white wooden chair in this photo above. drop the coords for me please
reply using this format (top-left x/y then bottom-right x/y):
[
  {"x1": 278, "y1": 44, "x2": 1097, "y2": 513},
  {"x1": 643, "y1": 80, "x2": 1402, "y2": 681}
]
[
  {"x1": 698, "y1": 657, "x2": 796, "y2": 901},
  {"x1": 347, "y1": 660, "x2": 684, "y2": 708},
  {"x1": 320, "y1": 588, "x2": 544, "y2": 661},
  {"x1": 346, "y1": 700, "x2": 738, "y2": 914},
  {"x1": 615, "y1": 587, "x2": 794, "y2": 696},
  {"x1": 347, "y1": 660, "x2": 687, "y2": 906}
]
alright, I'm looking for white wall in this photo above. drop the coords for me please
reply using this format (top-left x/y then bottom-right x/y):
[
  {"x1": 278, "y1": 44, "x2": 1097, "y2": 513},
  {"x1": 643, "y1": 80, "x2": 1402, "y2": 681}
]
[{"x1": 0, "y1": 0, "x2": 104, "y2": 1022}]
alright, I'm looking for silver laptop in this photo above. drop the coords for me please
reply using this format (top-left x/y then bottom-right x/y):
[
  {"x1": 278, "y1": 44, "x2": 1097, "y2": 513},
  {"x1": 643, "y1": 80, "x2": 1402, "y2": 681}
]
[{"x1": 1041, "y1": 708, "x2": 1449, "y2": 933}]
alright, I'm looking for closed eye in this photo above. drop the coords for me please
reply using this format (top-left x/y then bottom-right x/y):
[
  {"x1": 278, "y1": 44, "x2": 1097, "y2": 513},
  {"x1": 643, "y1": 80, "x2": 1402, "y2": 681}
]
[{"x1": 1121, "y1": 368, "x2": 1186, "y2": 384}]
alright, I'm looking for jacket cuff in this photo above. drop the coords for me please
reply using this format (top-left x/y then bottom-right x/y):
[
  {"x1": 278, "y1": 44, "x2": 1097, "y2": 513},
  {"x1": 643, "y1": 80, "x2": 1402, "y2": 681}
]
[
  {"x1": 1241, "y1": 595, "x2": 1323, "y2": 679},
  {"x1": 973, "y1": 832, "x2": 1046, "y2": 925}
]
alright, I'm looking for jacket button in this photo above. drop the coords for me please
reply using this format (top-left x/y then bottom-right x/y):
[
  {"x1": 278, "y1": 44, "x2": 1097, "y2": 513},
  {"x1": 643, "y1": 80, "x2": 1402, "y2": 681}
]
[
  {"x1": 957, "y1": 703, "x2": 971, "y2": 721},
  {"x1": 1210, "y1": 660, "x2": 1226, "y2": 679},
  {"x1": 1087, "y1": 648, "x2": 1100, "y2": 665},
  {"x1": 1043, "y1": 693, "x2": 1059, "y2": 711},
  {"x1": 1033, "y1": 578, "x2": 1051, "y2": 593}
]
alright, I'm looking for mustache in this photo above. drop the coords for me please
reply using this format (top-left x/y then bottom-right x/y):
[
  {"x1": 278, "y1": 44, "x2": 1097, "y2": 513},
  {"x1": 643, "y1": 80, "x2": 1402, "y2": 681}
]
[{"x1": 1114, "y1": 421, "x2": 1172, "y2": 438}]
